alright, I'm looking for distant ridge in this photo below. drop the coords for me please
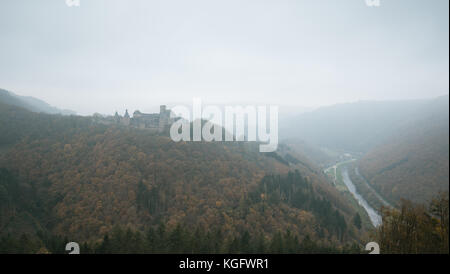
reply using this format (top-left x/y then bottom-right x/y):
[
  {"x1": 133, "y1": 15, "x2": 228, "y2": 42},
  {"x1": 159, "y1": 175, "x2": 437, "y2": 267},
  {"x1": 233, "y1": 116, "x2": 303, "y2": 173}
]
[
  {"x1": 0, "y1": 88, "x2": 76, "y2": 115},
  {"x1": 281, "y1": 97, "x2": 447, "y2": 152},
  {"x1": 358, "y1": 95, "x2": 449, "y2": 204}
]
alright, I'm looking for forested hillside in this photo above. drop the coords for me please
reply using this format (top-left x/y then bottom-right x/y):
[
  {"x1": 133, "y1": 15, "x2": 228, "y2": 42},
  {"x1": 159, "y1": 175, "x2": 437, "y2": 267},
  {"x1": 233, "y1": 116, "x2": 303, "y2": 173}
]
[
  {"x1": 0, "y1": 88, "x2": 75, "y2": 115},
  {"x1": 280, "y1": 99, "x2": 433, "y2": 152},
  {"x1": 375, "y1": 192, "x2": 448, "y2": 254},
  {"x1": 0, "y1": 99, "x2": 364, "y2": 253},
  {"x1": 358, "y1": 96, "x2": 449, "y2": 205},
  {"x1": 0, "y1": 101, "x2": 87, "y2": 147}
]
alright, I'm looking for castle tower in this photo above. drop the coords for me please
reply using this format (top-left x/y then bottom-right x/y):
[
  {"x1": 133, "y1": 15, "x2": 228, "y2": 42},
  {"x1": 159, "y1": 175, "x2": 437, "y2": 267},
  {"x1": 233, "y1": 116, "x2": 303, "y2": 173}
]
[
  {"x1": 158, "y1": 105, "x2": 168, "y2": 132},
  {"x1": 160, "y1": 105, "x2": 166, "y2": 114},
  {"x1": 114, "y1": 111, "x2": 120, "y2": 124},
  {"x1": 122, "y1": 109, "x2": 130, "y2": 126}
]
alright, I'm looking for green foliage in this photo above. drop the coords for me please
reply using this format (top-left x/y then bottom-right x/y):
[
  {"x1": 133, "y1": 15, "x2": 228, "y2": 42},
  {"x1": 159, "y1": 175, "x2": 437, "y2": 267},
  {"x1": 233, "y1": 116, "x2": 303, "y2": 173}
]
[
  {"x1": 250, "y1": 171, "x2": 349, "y2": 241},
  {"x1": 353, "y1": 213, "x2": 362, "y2": 230},
  {"x1": 0, "y1": 234, "x2": 45, "y2": 254}
]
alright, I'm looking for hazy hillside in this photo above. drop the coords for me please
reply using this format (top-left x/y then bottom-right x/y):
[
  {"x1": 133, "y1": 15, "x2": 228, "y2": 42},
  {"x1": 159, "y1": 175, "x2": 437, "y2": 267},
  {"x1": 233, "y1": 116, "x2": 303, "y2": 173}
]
[
  {"x1": 0, "y1": 100, "x2": 363, "y2": 251},
  {"x1": 0, "y1": 88, "x2": 75, "y2": 115},
  {"x1": 281, "y1": 99, "x2": 433, "y2": 152},
  {"x1": 0, "y1": 101, "x2": 86, "y2": 148},
  {"x1": 358, "y1": 96, "x2": 449, "y2": 205},
  {"x1": 281, "y1": 140, "x2": 341, "y2": 168}
]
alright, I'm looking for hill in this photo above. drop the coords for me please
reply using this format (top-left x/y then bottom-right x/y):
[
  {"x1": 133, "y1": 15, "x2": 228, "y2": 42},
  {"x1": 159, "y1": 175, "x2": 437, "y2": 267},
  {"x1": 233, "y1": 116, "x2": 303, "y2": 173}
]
[
  {"x1": 0, "y1": 88, "x2": 75, "y2": 115},
  {"x1": 0, "y1": 100, "x2": 364, "y2": 252},
  {"x1": 280, "y1": 99, "x2": 434, "y2": 153},
  {"x1": 358, "y1": 96, "x2": 449, "y2": 205}
]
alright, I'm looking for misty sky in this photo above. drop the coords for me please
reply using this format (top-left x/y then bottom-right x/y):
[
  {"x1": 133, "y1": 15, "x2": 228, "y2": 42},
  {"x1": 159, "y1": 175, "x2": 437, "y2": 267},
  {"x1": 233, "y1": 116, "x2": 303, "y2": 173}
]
[{"x1": 0, "y1": 0, "x2": 448, "y2": 115}]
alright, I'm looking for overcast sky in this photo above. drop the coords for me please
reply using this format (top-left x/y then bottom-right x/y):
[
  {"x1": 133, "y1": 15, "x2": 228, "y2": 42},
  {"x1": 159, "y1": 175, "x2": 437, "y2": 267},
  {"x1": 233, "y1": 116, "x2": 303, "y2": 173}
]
[{"x1": 0, "y1": 0, "x2": 448, "y2": 115}]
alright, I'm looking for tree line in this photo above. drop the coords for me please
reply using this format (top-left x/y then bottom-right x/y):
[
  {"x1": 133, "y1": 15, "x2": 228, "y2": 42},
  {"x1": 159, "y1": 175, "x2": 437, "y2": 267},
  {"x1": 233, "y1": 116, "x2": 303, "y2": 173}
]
[
  {"x1": 375, "y1": 192, "x2": 449, "y2": 254},
  {"x1": 0, "y1": 224, "x2": 362, "y2": 254}
]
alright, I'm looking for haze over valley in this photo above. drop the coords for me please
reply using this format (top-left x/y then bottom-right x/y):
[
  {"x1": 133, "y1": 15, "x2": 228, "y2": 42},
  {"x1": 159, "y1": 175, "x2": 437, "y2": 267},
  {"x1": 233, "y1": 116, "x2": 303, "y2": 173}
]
[{"x1": 0, "y1": 0, "x2": 448, "y2": 254}]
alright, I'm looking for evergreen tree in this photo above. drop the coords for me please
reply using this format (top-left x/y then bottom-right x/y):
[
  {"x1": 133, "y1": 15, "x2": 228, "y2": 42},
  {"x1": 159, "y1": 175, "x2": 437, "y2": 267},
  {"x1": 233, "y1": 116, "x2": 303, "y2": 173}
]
[{"x1": 353, "y1": 213, "x2": 362, "y2": 230}]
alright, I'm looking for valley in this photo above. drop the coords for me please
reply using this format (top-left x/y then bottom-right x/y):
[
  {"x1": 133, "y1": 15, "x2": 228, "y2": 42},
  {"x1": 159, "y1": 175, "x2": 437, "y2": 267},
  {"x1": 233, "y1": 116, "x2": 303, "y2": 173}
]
[
  {"x1": 323, "y1": 157, "x2": 382, "y2": 228},
  {"x1": 0, "y1": 89, "x2": 448, "y2": 254},
  {"x1": 0, "y1": 0, "x2": 448, "y2": 257}
]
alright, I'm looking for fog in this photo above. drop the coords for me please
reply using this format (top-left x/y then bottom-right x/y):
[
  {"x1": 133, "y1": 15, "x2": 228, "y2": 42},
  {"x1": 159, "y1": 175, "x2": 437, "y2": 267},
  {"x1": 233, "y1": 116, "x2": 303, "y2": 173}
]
[{"x1": 0, "y1": 0, "x2": 448, "y2": 115}]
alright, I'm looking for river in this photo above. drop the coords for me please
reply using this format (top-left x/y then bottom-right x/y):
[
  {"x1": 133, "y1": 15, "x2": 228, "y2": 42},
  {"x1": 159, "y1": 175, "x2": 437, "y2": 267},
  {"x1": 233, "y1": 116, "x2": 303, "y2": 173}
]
[{"x1": 340, "y1": 166, "x2": 382, "y2": 227}]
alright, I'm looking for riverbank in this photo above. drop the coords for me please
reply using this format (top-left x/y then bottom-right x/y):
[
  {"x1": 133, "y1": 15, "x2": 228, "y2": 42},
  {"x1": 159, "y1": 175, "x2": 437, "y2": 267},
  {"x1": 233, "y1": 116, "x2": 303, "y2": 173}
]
[
  {"x1": 324, "y1": 159, "x2": 381, "y2": 228},
  {"x1": 348, "y1": 165, "x2": 394, "y2": 210},
  {"x1": 340, "y1": 166, "x2": 381, "y2": 227}
]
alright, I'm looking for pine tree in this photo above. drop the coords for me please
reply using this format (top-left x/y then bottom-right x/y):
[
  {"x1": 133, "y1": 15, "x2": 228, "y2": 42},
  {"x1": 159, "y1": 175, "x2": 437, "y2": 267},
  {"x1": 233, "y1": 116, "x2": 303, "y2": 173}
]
[{"x1": 353, "y1": 213, "x2": 362, "y2": 230}]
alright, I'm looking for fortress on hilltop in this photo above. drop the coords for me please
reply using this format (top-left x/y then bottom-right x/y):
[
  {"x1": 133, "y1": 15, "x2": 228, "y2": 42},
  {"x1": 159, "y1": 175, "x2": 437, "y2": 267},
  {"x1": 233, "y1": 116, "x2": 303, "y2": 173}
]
[{"x1": 93, "y1": 105, "x2": 177, "y2": 133}]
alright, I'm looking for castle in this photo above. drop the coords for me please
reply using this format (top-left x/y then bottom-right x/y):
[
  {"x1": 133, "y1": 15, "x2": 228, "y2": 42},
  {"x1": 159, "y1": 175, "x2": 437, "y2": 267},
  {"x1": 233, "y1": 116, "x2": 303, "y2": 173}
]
[{"x1": 93, "y1": 105, "x2": 176, "y2": 133}]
